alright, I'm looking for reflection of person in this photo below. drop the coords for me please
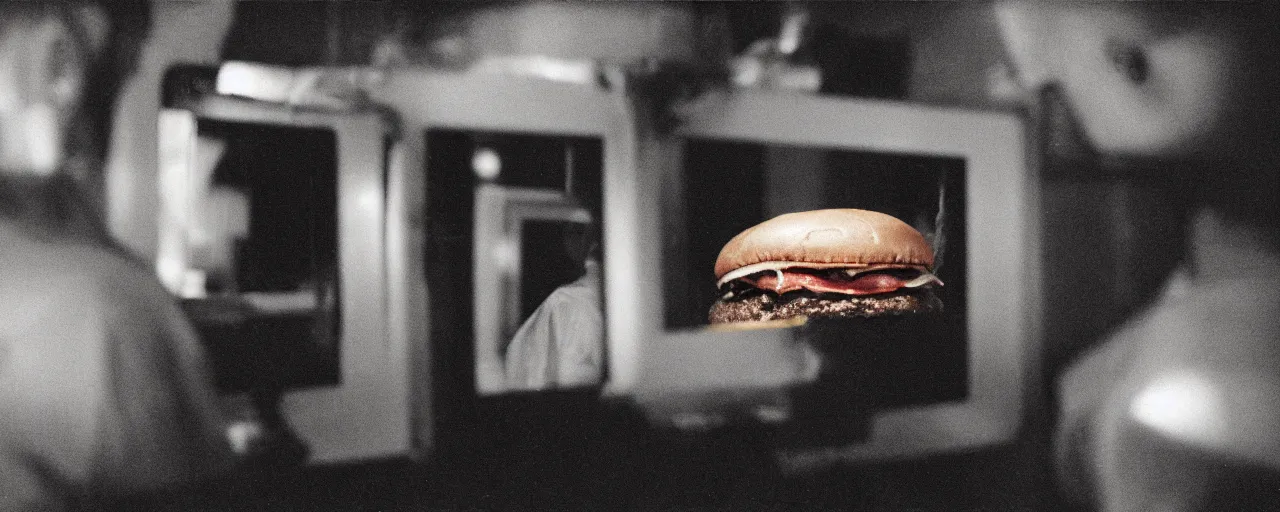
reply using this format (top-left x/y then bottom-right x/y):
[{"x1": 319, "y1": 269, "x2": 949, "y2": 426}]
[
  {"x1": 0, "y1": 3, "x2": 234, "y2": 508},
  {"x1": 998, "y1": 4, "x2": 1280, "y2": 510},
  {"x1": 505, "y1": 222, "x2": 604, "y2": 390}
]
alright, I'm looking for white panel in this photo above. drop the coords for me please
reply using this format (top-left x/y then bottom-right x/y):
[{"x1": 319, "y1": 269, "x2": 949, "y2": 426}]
[
  {"x1": 622, "y1": 90, "x2": 1035, "y2": 461},
  {"x1": 367, "y1": 71, "x2": 634, "y2": 399},
  {"x1": 385, "y1": 139, "x2": 433, "y2": 454},
  {"x1": 154, "y1": 109, "x2": 197, "y2": 295},
  {"x1": 182, "y1": 97, "x2": 412, "y2": 463},
  {"x1": 278, "y1": 115, "x2": 412, "y2": 463},
  {"x1": 371, "y1": 70, "x2": 619, "y2": 136},
  {"x1": 472, "y1": 185, "x2": 590, "y2": 394}
]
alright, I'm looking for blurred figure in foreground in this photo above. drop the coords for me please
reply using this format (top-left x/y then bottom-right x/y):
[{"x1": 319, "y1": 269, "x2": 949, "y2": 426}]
[
  {"x1": 998, "y1": 3, "x2": 1280, "y2": 511},
  {"x1": 0, "y1": 2, "x2": 234, "y2": 508}
]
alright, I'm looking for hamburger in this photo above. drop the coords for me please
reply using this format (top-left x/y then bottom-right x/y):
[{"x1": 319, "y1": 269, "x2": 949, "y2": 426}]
[{"x1": 708, "y1": 209, "x2": 943, "y2": 324}]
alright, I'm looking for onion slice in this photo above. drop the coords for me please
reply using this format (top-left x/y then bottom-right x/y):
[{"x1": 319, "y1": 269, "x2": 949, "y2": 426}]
[{"x1": 903, "y1": 272, "x2": 943, "y2": 288}]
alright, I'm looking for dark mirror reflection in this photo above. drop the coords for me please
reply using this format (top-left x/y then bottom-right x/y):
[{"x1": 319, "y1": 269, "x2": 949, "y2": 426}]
[
  {"x1": 424, "y1": 130, "x2": 604, "y2": 396},
  {"x1": 179, "y1": 121, "x2": 341, "y2": 394},
  {"x1": 505, "y1": 218, "x2": 603, "y2": 389},
  {"x1": 667, "y1": 140, "x2": 968, "y2": 410}
]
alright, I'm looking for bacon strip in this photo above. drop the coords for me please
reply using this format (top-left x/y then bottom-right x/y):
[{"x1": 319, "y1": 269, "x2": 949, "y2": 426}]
[{"x1": 739, "y1": 269, "x2": 938, "y2": 296}]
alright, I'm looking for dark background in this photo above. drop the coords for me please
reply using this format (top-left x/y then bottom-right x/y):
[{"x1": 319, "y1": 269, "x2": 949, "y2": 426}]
[
  {"x1": 676, "y1": 142, "x2": 969, "y2": 409},
  {"x1": 186, "y1": 121, "x2": 341, "y2": 394},
  {"x1": 519, "y1": 220, "x2": 591, "y2": 322}
]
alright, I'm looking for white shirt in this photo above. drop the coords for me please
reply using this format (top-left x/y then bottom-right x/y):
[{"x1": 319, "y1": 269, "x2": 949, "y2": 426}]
[{"x1": 504, "y1": 260, "x2": 604, "y2": 391}]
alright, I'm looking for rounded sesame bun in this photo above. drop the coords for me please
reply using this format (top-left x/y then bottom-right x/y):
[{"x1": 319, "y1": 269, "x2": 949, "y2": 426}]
[{"x1": 713, "y1": 209, "x2": 935, "y2": 282}]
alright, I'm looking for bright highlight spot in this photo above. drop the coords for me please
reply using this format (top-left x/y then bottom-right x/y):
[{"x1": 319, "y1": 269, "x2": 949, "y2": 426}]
[
  {"x1": 215, "y1": 62, "x2": 294, "y2": 103},
  {"x1": 493, "y1": 238, "x2": 518, "y2": 273},
  {"x1": 357, "y1": 187, "x2": 381, "y2": 212},
  {"x1": 227, "y1": 420, "x2": 265, "y2": 455},
  {"x1": 472, "y1": 147, "x2": 501, "y2": 181},
  {"x1": 156, "y1": 255, "x2": 185, "y2": 295},
  {"x1": 1129, "y1": 372, "x2": 1227, "y2": 446}
]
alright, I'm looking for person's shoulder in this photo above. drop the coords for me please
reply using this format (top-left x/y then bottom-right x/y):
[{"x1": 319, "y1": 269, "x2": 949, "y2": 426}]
[
  {"x1": 1142, "y1": 270, "x2": 1280, "y2": 366},
  {"x1": 0, "y1": 232, "x2": 164, "y2": 316},
  {"x1": 1109, "y1": 271, "x2": 1280, "y2": 469},
  {"x1": 550, "y1": 271, "x2": 603, "y2": 303},
  {"x1": 2, "y1": 236, "x2": 91, "y2": 301},
  {"x1": 1122, "y1": 364, "x2": 1280, "y2": 470}
]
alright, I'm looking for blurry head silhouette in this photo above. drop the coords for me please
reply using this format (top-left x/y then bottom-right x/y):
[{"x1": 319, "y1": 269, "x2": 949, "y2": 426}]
[
  {"x1": 0, "y1": 1, "x2": 149, "y2": 242},
  {"x1": 997, "y1": 2, "x2": 1279, "y2": 234}
]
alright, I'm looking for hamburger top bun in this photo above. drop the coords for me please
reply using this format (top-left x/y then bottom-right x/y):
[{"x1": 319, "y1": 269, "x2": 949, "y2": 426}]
[{"x1": 714, "y1": 209, "x2": 935, "y2": 280}]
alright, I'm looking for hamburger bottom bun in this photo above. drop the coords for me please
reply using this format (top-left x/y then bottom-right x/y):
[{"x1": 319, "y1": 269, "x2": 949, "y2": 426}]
[{"x1": 708, "y1": 288, "x2": 942, "y2": 325}]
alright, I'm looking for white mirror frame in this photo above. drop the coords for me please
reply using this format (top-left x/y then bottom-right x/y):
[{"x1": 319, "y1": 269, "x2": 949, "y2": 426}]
[
  {"x1": 158, "y1": 96, "x2": 412, "y2": 464},
  {"x1": 472, "y1": 184, "x2": 592, "y2": 394},
  {"x1": 366, "y1": 69, "x2": 632, "y2": 399},
  {"x1": 614, "y1": 90, "x2": 1041, "y2": 463}
]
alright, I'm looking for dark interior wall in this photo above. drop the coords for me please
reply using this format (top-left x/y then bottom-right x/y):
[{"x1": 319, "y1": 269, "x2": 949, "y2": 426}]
[
  {"x1": 217, "y1": 1, "x2": 999, "y2": 103},
  {"x1": 1035, "y1": 88, "x2": 1191, "y2": 371},
  {"x1": 812, "y1": 2, "x2": 1010, "y2": 109},
  {"x1": 221, "y1": 1, "x2": 392, "y2": 65}
]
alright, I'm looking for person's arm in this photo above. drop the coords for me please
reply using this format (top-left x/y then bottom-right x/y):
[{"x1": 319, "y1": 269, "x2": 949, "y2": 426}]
[
  {"x1": 1127, "y1": 369, "x2": 1280, "y2": 469},
  {"x1": 505, "y1": 297, "x2": 559, "y2": 390},
  {"x1": 86, "y1": 256, "x2": 236, "y2": 499},
  {"x1": 1091, "y1": 365, "x2": 1280, "y2": 512},
  {"x1": 0, "y1": 279, "x2": 105, "y2": 509},
  {"x1": 1055, "y1": 326, "x2": 1139, "y2": 505},
  {"x1": 550, "y1": 289, "x2": 604, "y2": 388}
]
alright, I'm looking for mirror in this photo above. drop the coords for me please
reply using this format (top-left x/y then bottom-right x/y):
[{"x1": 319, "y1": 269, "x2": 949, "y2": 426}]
[
  {"x1": 159, "y1": 113, "x2": 341, "y2": 393},
  {"x1": 667, "y1": 140, "x2": 967, "y2": 410},
  {"x1": 423, "y1": 129, "x2": 605, "y2": 395},
  {"x1": 616, "y1": 92, "x2": 1034, "y2": 462},
  {"x1": 156, "y1": 85, "x2": 417, "y2": 463}
]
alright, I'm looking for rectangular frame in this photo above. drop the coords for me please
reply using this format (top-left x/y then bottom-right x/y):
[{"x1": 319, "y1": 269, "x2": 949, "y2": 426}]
[
  {"x1": 365, "y1": 69, "x2": 632, "y2": 442},
  {"x1": 472, "y1": 184, "x2": 592, "y2": 394},
  {"x1": 159, "y1": 96, "x2": 412, "y2": 463},
  {"x1": 616, "y1": 91, "x2": 1039, "y2": 461},
  {"x1": 200, "y1": 65, "x2": 633, "y2": 459}
]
